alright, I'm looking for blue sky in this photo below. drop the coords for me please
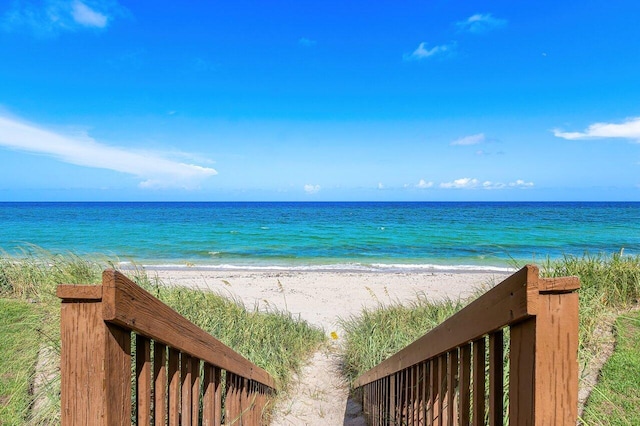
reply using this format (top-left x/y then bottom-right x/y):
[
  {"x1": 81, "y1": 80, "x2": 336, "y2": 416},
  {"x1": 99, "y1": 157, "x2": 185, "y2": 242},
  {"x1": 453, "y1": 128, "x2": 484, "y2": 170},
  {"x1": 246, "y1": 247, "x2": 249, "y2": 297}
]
[{"x1": 1, "y1": 0, "x2": 639, "y2": 201}]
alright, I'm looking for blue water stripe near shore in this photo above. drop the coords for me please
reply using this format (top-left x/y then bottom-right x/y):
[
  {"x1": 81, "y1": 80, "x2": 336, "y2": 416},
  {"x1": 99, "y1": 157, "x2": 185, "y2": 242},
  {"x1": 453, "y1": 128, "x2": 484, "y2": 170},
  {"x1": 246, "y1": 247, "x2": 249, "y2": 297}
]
[{"x1": 0, "y1": 202, "x2": 638, "y2": 271}]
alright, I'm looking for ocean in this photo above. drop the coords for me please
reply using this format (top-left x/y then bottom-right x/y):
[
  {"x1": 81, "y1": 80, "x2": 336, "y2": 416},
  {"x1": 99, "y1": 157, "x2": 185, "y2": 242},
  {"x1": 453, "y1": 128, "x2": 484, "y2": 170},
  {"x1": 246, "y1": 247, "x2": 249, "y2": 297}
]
[{"x1": 0, "y1": 202, "x2": 638, "y2": 272}]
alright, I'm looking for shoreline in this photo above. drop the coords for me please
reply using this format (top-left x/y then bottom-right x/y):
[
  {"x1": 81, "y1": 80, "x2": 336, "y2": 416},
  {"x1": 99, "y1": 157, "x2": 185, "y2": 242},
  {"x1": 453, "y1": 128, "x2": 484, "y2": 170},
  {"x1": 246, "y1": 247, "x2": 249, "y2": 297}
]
[{"x1": 127, "y1": 261, "x2": 516, "y2": 274}]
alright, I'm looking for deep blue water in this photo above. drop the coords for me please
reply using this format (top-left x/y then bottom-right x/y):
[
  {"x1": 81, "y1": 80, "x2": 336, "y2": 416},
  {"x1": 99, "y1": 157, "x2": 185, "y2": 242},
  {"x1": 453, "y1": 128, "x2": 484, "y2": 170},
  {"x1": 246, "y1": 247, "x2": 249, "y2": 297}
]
[{"x1": 0, "y1": 202, "x2": 638, "y2": 272}]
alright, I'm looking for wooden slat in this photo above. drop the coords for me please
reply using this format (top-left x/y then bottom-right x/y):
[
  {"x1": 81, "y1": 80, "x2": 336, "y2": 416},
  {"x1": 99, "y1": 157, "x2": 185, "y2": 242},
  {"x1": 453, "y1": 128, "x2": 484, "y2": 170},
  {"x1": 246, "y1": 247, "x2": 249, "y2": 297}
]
[
  {"x1": 459, "y1": 343, "x2": 471, "y2": 425},
  {"x1": 472, "y1": 338, "x2": 485, "y2": 426},
  {"x1": 57, "y1": 284, "x2": 102, "y2": 300},
  {"x1": 448, "y1": 349, "x2": 458, "y2": 426},
  {"x1": 154, "y1": 342, "x2": 167, "y2": 426},
  {"x1": 203, "y1": 364, "x2": 220, "y2": 426},
  {"x1": 214, "y1": 366, "x2": 222, "y2": 425},
  {"x1": 181, "y1": 354, "x2": 192, "y2": 426},
  {"x1": 489, "y1": 330, "x2": 504, "y2": 426},
  {"x1": 353, "y1": 265, "x2": 538, "y2": 387},
  {"x1": 101, "y1": 270, "x2": 275, "y2": 389},
  {"x1": 429, "y1": 359, "x2": 436, "y2": 425},
  {"x1": 438, "y1": 354, "x2": 446, "y2": 426},
  {"x1": 191, "y1": 357, "x2": 200, "y2": 425},
  {"x1": 389, "y1": 374, "x2": 396, "y2": 425},
  {"x1": 136, "y1": 335, "x2": 152, "y2": 425},
  {"x1": 422, "y1": 361, "x2": 428, "y2": 424},
  {"x1": 509, "y1": 317, "x2": 535, "y2": 425},
  {"x1": 539, "y1": 276, "x2": 580, "y2": 293},
  {"x1": 168, "y1": 348, "x2": 180, "y2": 426}
]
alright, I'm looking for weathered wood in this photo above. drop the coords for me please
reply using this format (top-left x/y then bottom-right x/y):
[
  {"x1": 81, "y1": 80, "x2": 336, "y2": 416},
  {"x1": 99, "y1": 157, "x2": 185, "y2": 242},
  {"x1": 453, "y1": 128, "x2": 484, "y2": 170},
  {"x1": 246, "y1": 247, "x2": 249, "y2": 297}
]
[
  {"x1": 154, "y1": 342, "x2": 167, "y2": 426},
  {"x1": 472, "y1": 338, "x2": 485, "y2": 426},
  {"x1": 59, "y1": 298, "x2": 131, "y2": 425},
  {"x1": 509, "y1": 317, "x2": 536, "y2": 425},
  {"x1": 539, "y1": 276, "x2": 580, "y2": 293},
  {"x1": 459, "y1": 343, "x2": 471, "y2": 425},
  {"x1": 489, "y1": 330, "x2": 504, "y2": 426},
  {"x1": 102, "y1": 269, "x2": 276, "y2": 389},
  {"x1": 136, "y1": 335, "x2": 152, "y2": 425},
  {"x1": 191, "y1": 357, "x2": 200, "y2": 425},
  {"x1": 438, "y1": 354, "x2": 446, "y2": 426},
  {"x1": 56, "y1": 284, "x2": 102, "y2": 300},
  {"x1": 447, "y1": 349, "x2": 458, "y2": 426},
  {"x1": 351, "y1": 265, "x2": 580, "y2": 426},
  {"x1": 353, "y1": 266, "x2": 537, "y2": 387},
  {"x1": 181, "y1": 354, "x2": 192, "y2": 426},
  {"x1": 168, "y1": 348, "x2": 180, "y2": 426},
  {"x1": 203, "y1": 365, "x2": 221, "y2": 426},
  {"x1": 535, "y1": 291, "x2": 579, "y2": 424}
]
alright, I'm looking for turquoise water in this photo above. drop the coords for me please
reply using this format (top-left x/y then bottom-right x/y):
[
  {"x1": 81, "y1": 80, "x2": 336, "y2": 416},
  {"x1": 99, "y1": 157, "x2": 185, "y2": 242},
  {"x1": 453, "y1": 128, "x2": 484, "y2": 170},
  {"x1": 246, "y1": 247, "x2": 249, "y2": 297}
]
[{"x1": 0, "y1": 202, "x2": 638, "y2": 272}]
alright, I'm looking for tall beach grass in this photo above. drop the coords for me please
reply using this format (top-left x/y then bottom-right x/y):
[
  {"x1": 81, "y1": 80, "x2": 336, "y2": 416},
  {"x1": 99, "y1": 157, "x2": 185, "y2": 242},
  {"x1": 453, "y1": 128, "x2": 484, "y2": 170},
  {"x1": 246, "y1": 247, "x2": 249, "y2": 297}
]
[
  {"x1": 340, "y1": 251, "x2": 640, "y2": 423},
  {"x1": 0, "y1": 248, "x2": 325, "y2": 423}
]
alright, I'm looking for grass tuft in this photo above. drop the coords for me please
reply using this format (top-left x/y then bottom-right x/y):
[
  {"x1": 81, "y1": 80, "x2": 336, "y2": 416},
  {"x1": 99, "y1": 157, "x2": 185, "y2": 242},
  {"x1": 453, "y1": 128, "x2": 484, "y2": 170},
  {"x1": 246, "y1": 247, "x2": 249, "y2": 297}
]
[
  {"x1": 0, "y1": 248, "x2": 325, "y2": 422},
  {"x1": 339, "y1": 292, "x2": 473, "y2": 383}
]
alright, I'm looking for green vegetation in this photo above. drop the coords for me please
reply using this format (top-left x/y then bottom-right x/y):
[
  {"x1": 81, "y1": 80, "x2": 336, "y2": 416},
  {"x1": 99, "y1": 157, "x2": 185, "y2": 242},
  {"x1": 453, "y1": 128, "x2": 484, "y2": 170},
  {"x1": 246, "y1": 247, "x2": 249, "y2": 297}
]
[
  {"x1": 339, "y1": 291, "x2": 474, "y2": 382},
  {"x1": 340, "y1": 252, "x2": 640, "y2": 422},
  {"x1": 581, "y1": 310, "x2": 640, "y2": 425},
  {"x1": 0, "y1": 249, "x2": 325, "y2": 423},
  {"x1": 126, "y1": 267, "x2": 325, "y2": 389},
  {"x1": 0, "y1": 299, "x2": 44, "y2": 425}
]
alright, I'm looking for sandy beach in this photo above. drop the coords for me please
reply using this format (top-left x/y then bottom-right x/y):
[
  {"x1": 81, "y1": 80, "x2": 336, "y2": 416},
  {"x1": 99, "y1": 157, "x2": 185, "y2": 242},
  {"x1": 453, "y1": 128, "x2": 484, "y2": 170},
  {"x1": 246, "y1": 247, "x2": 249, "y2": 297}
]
[{"x1": 149, "y1": 269, "x2": 510, "y2": 425}]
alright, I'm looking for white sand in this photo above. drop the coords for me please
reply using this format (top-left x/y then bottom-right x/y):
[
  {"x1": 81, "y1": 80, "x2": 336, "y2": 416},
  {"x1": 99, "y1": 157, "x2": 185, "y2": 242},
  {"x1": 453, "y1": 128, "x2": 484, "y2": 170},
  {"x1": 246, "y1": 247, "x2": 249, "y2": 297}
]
[{"x1": 150, "y1": 269, "x2": 509, "y2": 426}]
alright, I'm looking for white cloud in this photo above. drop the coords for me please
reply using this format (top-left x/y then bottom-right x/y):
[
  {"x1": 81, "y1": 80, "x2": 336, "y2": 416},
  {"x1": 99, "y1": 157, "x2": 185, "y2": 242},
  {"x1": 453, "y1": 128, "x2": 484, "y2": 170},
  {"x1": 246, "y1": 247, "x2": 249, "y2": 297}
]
[
  {"x1": 377, "y1": 182, "x2": 384, "y2": 190},
  {"x1": 0, "y1": 115, "x2": 217, "y2": 189},
  {"x1": 71, "y1": 1, "x2": 107, "y2": 27},
  {"x1": 456, "y1": 13, "x2": 507, "y2": 34},
  {"x1": 304, "y1": 184, "x2": 321, "y2": 194},
  {"x1": 440, "y1": 178, "x2": 479, "y2": 189},
  {"x1": 416, "y1": 179, "x2": 433, "y2": 189},
  {"x1": 553, "y1": 117, "x2": 640, "y2": 142},
  {"x1": 441, "y1": 177, "x2": 533, "y2": 190},
  {"x1": 451, "y1": 133, "x2": 485, "y2": 146},
  {"x1": 1, "y1": 0, "x2": 122, "y2": 35},
  {"x1": 509, "y1": 179, "x2": 534, "y2": 188},
  {"x1": 298, "y1": 37, "x2": 316, "y2": 47},
  {"x1": 404, "y1": 42, "x2": 455, "y2": 61}
]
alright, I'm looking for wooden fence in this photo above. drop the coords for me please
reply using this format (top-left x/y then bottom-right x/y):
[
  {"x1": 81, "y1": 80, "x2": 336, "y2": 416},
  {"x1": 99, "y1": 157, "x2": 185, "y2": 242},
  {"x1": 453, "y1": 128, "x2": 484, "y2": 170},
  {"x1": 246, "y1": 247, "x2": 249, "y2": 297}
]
[
  {"x1": 353, "y1": 265, "x2": 580, "y2": 425},
  {"x1": 57, "y1": 270, "x2": 276, "y2": 425}
]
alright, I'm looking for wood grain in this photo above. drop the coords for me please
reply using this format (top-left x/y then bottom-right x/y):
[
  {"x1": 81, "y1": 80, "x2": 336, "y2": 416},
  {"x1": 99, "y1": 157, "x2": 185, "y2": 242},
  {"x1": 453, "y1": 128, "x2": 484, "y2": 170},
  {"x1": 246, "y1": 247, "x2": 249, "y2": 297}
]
[{"x1": 101, "y1": 269, "x2": 275, "y2": 389}]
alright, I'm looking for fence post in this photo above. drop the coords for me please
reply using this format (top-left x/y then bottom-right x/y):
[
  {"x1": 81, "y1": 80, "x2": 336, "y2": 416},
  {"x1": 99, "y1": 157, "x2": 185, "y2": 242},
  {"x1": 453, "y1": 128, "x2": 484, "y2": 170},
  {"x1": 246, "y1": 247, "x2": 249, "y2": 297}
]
[
  {"x1": 509, "y1": 273, "x2": 580, "y2": 425},
  {"x1": 58, "y1": 285, "x2": 132, "y2": 425}
]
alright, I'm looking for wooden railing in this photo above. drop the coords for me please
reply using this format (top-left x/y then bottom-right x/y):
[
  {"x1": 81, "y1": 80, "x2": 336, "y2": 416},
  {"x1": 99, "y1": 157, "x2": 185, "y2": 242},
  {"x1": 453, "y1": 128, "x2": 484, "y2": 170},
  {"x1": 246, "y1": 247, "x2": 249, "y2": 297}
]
[
  {"x1": 353, "y1": 265, "x2": 580, "y2": 425},
  {"x1": 57, "y1": 270, "x2": 276, "y2": 425}
]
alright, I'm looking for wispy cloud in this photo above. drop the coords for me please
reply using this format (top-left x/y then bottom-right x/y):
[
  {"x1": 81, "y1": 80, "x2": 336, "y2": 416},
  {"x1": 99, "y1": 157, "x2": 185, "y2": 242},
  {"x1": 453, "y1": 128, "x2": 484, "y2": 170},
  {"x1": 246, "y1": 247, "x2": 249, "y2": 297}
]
[
  {"x1": 451, "y1": 133, "x2": 485, "y2": 146},
  {"x1": 456, "y1": 13, "x2": 507, "y2": 34},
  {"x1": 304, "y1": 184, "x2": 321, "y2": 194},
  {"x1": 298, "y1": 37, "x2": 317, "y2": 47},
  {"x1": 416, "y1": 179, "x2": 433, "y2": 189},
  {"x1": 440, "y1": 178, "x2": 479, "y2": 189},
  {"x1": 404, "y1": 42, "x2": 455, "y2": 61},
  {"x1": 0, "y1": 115, "x2": 217, "y2": 189},
  {"x1": 1, "y1": 0, "x2": 123, "y2": 35},
  {"x1": 71, "y1": 1, "x2": 107, "y2": 27},
  {"x1": 553, "y1": 117, "x2": 640, "y2": 142},
  {"x1": 441, "y1": 177, "x2": 533, "y2": 189}
]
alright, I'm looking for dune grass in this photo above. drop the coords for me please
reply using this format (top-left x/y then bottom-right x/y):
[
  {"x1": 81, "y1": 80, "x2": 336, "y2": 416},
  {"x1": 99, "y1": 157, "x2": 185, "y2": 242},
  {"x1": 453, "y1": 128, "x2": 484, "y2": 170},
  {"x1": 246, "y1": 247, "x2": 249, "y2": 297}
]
[
  {"x1": 340, "y1": 252, "x2": 640, "y2": 423},
  {"x1": 580, "y1": 310, "x2": 640, "y2": 425},
  {"x1": 0, "y1": 299, "x2": 44, "y2": 425},
  {"x1": 339, "y1": 291, "x2": 474, "y2": 383},
  {"x1": 0, "y1": 249, "x2": 325, "y2": 423}
]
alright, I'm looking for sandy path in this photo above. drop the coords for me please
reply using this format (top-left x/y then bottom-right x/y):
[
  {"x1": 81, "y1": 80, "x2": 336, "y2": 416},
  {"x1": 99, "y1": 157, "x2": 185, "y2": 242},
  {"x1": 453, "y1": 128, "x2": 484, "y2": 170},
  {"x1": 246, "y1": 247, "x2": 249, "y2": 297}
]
[{"x1": 151, "y1": 269, "x2": 509, "y2": 426}]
